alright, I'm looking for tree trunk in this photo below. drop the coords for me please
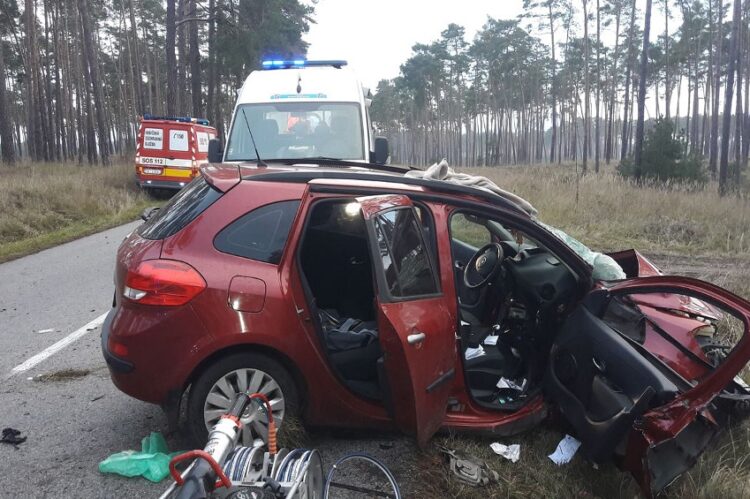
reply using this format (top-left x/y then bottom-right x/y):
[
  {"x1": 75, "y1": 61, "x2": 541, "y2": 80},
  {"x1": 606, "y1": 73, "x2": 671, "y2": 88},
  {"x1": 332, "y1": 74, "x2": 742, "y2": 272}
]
[
  {"x1": 709, "y1": 0, "x2": 723, "y2": 177},
  {"x1": 720, "y1": 0, "x2": 741, "y2": 195},
  {"x1": 621, "y1": 0, "x2": 637, "y2": 160},
  {"x1": 189, "y1": 0, "x2": 201, "y2": 117},
  {"x1": 166, "y1": 0, "x2": 177, "y2": 115},
  {"x1": 0, "y1": 40, "x2": 15, "y2": 164},
  {"x1": 582, "y1": 0, "x2": 590, "y2": 173},
  {"x1": 128, "y1": 0, "x2": 145, "y2": 114},
  {"x1": 548, "y1": 1, "x2": 558, "y2": 164},
  {"x1": 634, "y1": 0, "x2": 653, "y2": 173},
  {"x1": 595, "y1": 0, "x2": 601, "y2": 172},
  {"x1": 78, "y1": 0, "x2": 110, "y2": 165}
]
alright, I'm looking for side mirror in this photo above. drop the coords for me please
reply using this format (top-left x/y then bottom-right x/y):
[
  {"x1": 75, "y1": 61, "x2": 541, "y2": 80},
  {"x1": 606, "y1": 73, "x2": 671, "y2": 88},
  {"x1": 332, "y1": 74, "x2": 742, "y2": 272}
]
[
  {"x1": 141, "y1": 206, "x2": 159, "y2": 222},
  {"x1": 374, "y1": 136, "x2": 389, "y2": 165},
  {"x1": 208, "y1": 138, "x2": 223, "y2": 163}
]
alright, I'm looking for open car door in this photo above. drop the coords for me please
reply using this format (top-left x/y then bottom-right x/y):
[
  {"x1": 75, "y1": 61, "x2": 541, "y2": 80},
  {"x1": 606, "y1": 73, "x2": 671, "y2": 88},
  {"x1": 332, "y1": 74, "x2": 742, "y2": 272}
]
[
  {"x1": 357, "y1": 194, "x2": 457, "y2": 447},
  {"x1": 544, "y1": 275, "x2": 750, "y2": 496}
]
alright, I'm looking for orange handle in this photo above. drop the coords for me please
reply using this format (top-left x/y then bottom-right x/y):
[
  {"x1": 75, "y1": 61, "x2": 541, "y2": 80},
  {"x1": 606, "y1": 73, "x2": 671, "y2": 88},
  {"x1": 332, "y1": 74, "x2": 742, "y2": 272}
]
[{"x1": 248, "y1": 393, "x2": 277, "y2": 454}]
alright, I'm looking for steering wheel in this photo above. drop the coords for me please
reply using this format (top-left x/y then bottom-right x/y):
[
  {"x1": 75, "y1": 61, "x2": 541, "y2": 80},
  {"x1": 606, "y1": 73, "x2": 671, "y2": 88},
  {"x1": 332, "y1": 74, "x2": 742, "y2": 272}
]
[{"x1": 463, "y1": 242, "x2": 505, "y2": 289}]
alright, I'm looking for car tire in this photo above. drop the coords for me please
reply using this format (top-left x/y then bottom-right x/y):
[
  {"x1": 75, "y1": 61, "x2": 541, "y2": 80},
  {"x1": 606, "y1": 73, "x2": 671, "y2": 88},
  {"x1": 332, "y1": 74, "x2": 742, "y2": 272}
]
[{"x1": 187, "y1": 352, "x2": 299, "y2": 447}]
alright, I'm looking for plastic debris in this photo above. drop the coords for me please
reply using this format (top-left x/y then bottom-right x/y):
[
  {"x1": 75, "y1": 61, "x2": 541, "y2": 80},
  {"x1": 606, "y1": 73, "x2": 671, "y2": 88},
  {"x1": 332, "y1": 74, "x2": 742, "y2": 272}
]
[
  {"x1": 490, "y1": 442, "x2": 520, "y2": 463},
  {"x1": 496, "y1": 377, "x2": 527, "y2": 392},
  {"x1": 99, "y1": 432, "x2": 179, "y2": 482},
  {"x1": 1, "y1": 428, "x2": 27, "y2": 449},
  {"x1": 37, "y1": 328, "x2": 54, "y2": 334},
  {"x1": 465, "y1": 345, "x2": 486, "y2": 360},
  {"x1": 483, "y1": 335, "x2": 499, "y2": 346},
  {"x1": 438, "y1": 446, "x2": 499, "y2": 487},
  {"x1": 548, "y1": 434, "x2": 582, "y2": 465}
]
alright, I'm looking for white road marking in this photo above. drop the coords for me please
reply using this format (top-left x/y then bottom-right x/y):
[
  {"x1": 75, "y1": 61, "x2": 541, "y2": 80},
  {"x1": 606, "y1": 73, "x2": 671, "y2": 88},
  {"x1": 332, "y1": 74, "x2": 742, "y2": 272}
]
[{"x1": 9, "y1": 312, "x2": 108, "y2": 376}]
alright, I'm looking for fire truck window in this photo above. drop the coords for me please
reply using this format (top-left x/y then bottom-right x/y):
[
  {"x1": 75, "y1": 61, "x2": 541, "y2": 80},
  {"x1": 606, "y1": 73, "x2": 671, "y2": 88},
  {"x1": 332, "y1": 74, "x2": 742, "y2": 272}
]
[
  {"x1": 196, "y1": 132, "x2": 209, "y2": 153},
  {"x1": 170, "y1": 129, "x2": 189, "y2": 152},
  {"x1": 143, "y1": 128, "x2": 163, "y2": 150}
]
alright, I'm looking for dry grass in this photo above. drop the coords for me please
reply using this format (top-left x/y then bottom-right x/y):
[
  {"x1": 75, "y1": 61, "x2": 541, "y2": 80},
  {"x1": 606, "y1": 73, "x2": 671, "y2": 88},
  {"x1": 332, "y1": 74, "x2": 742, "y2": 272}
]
[
  {"x1": 0, "y1": 159, "x2": 155, "y2": 262},
  {"x1": 463, "y1": 164, "x2": 750, "y2": 257}
]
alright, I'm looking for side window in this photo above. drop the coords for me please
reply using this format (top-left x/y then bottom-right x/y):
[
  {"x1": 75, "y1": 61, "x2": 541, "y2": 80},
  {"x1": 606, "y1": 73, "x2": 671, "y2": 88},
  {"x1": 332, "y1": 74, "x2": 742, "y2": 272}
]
[
  {"x1": 196, "y1": 131, "x2": 209, "y2": 152},
  {"x1": 373, "y1": 208, "x2": 439, "y2": 299},
  {"x1": 214, "y1": 200, "x2": 300, "y2": 264},
  {"x1": 143, "y1": 127, "x2": 163, "y2": 150},
  {"x1": 450, "y1": 213, "x2": 491, "y2": 248},
  {"x1": 170, "y1": 129, "x2": 189, "y2": 151}
]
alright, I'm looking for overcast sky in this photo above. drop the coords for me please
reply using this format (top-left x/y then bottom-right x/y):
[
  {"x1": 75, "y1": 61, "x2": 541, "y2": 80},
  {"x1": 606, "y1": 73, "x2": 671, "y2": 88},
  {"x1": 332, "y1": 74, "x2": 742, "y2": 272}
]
[
  {"x1": 304, "y1": 0, "x2": 672, "y2": 118},
  {"x1": 305, "y1": 0, "x2": 528, "y2": 90}
]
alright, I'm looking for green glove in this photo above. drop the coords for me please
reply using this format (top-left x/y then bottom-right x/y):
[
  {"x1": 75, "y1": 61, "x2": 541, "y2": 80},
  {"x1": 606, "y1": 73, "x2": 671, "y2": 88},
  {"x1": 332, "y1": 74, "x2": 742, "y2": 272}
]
[{"x1": 99, "y1": 432, "x2": 180, "y2": 483}]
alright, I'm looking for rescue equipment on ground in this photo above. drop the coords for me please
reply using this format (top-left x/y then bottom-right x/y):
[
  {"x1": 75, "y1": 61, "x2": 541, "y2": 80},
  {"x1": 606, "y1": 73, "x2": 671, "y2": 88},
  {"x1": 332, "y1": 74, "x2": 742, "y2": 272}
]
[{"x1": 160, "y1": 391, "x2": 402, "y2": 498}]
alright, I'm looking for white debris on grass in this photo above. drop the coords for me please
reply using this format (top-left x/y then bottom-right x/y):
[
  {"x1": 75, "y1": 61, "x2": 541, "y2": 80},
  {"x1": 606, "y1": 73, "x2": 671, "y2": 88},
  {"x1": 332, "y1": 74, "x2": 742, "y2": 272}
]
[
  {"x1": 490, "y1": 442, "x2": 521, "y2": 463},
  {"x1": 548, "y1": 434, "x2": 582, "y2": 465}
]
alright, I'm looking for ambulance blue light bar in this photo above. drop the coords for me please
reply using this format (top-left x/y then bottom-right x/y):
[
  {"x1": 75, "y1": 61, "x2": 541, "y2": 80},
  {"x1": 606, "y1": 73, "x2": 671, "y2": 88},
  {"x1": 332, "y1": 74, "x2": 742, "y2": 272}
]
[{"x1": 260, "y1": 59, "x2": 348, "y2": 70}]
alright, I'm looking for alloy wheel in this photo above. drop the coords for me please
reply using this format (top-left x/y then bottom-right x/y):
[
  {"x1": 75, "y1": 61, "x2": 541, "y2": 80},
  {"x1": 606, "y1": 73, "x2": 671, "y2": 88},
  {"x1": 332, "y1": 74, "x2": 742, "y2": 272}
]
[{"x1": 203, "y1": 368, "x2": 286, "y2": 446}]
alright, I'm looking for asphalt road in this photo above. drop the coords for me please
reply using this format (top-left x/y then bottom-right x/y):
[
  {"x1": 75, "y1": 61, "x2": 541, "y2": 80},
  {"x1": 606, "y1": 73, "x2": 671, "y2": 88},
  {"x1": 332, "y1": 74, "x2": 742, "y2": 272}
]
[
  {"x1": 0, "y1": 222, "x2": 417, "y2": 499},
  {"x1": 0, "y1": 221, "x2": 188, "y2": 498}
]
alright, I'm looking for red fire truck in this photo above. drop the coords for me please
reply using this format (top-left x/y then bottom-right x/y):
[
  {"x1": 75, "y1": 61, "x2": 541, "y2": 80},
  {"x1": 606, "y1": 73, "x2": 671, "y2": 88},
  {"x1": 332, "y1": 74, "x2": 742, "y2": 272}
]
[{"x1": 135, "y1": 114, "x2": 218, "y2": 192}]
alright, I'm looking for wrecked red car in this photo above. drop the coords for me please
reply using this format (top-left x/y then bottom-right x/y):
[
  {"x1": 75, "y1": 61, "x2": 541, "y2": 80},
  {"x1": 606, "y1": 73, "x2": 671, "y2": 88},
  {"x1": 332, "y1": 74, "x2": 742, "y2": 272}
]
[{"x1": 102, "y1": 160, "x2": 750, "y2": 495}]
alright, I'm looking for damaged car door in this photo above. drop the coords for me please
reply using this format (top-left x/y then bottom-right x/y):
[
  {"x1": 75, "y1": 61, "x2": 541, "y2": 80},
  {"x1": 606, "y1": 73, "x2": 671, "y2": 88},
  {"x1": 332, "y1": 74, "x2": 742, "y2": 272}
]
[
  {"x1": 358, "y1": 194, "x2": 457, "y2": 447},
  {"x1": 545, "y1": 275, "x2": 750, "y2": 495}
]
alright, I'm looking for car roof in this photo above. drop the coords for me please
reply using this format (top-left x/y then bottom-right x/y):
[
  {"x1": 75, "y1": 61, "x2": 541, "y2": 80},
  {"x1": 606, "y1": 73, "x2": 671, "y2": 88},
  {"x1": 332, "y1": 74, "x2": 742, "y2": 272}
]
[{"x1": 202, "y1": 162, "x2": 530, "y2": 217}]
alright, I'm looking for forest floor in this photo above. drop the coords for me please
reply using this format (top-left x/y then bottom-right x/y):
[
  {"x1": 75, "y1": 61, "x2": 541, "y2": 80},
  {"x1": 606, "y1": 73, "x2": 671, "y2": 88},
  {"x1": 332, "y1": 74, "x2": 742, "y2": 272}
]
[{"x1": 0, "y1": 159, "x2": 154, "y2": 263}]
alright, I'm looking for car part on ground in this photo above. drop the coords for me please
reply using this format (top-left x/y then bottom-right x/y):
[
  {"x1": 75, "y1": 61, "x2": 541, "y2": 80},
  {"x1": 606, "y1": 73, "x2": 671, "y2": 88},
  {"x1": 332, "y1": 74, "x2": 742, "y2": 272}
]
[{"x1": 438, "y1": 445, "x2": 499, "y2": 487}]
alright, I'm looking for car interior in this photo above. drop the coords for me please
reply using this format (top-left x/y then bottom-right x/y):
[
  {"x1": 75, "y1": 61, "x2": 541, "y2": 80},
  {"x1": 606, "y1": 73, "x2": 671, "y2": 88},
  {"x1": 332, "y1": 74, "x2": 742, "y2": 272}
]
[
  {"x1": 449, "y1": 212, "x2": 581, "y2": 411},
  {"x1": 299, "y1": 199, "x2": 384, "y2": 400},
  {"x1": 298, "y1": 198, "x2": 586, "y2": 413}
]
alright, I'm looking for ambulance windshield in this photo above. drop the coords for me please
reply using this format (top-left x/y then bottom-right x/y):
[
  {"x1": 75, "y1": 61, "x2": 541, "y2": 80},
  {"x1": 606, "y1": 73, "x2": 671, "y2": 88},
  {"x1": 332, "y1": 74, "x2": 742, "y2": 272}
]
[{"x1": 225, "y1": 102, "x2": 365, "y2": 162}]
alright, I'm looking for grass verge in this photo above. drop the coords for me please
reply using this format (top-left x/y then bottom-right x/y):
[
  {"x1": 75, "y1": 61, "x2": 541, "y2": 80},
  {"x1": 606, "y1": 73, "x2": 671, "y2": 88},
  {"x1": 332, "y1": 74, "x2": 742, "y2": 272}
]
[
  {"x1": 465, "y1": 164, "x2": 750, "y2": 258},
  {"x1": 0, "y1": 160, "x2": 157, "y2": 263}
]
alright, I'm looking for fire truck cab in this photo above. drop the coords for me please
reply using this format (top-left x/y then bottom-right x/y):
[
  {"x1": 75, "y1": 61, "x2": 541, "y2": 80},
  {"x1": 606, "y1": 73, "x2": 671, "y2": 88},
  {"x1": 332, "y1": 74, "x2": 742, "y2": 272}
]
[{"x1": 135, "y1": 114, "x2": 218, "y2": 191}]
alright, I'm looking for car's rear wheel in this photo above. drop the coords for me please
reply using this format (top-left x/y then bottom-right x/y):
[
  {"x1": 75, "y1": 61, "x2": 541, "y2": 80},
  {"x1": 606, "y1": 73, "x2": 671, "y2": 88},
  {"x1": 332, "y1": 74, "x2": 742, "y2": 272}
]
[{"x1": 187, "y1": 353, "x2": 299, "y2": 447}]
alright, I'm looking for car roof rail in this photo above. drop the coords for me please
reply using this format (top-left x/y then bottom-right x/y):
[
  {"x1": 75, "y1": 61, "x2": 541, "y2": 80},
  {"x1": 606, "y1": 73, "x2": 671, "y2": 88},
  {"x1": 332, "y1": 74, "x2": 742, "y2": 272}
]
[{"x1": 247, "y1": 169, "x2": 528, "y2": 216}]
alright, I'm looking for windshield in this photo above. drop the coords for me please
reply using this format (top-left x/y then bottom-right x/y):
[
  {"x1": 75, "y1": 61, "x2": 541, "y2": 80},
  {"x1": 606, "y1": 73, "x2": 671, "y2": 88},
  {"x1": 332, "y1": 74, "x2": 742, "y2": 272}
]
[{"x1": 224, "y1": 102, "x2": 365, "y2": 161}]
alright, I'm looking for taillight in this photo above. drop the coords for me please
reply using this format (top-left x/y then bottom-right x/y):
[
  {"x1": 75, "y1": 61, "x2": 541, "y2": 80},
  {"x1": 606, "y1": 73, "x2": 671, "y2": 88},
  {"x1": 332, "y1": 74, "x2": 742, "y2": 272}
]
[{"x1": 124, "y1": 259, "x2": 206, "y2": 306}]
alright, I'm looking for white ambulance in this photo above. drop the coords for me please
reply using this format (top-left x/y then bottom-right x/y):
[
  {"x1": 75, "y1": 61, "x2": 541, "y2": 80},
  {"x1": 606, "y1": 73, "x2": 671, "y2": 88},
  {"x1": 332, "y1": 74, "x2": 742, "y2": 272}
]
[{"x1": 209, "y1": 60, "x2": 388, "y2": 164}]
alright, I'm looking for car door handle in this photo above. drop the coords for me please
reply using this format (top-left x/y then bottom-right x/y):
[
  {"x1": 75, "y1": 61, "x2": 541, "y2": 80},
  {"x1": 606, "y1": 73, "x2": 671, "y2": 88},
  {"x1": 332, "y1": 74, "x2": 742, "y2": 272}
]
[{"x1": 408, "y1": 332, "x2": 426, "y2": 345}]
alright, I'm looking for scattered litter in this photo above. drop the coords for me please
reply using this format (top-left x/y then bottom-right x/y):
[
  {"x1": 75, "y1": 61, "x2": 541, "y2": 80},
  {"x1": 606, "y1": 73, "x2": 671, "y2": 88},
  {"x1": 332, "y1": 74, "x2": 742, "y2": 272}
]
[
  {"x1": 483, "y1": 335, "x2": 499, "y2": 346},
  {"x1": 91, "y1": 395, "x2": 105, "y2": 402},
  {"x1": 36, "y1": 328, "x2": 54, "y2": 334},
  {"x1": 33, "y1": 368, "x2": 90, "y2": 383},
  {"x1": 26, "y1": 377, "x2": 32, "y2": 381},
  {"x1": 99, "y1": 432, "x2": 179, "y2": 482},
  {"x1": 438, "y1": 445, "x2": 499, "y2": 487},
  {"x1": 496, "y1": 377, "x2": 527, "y2": 392},
  {"x1": 1, "y1": 428, "x2": 27, "y2": 449},
  {"x1": 465, "y1": 345, "x2": 486, "y2": 360},
  {"x1": 548, "y1": 434, "x2": 581, "y2": 465},
  {"x1": 490, "y1": 442, "x2": 520, "y2": 463},
  {"x1": 379, "y1": 441, "x2": 394, "y2": 450}
]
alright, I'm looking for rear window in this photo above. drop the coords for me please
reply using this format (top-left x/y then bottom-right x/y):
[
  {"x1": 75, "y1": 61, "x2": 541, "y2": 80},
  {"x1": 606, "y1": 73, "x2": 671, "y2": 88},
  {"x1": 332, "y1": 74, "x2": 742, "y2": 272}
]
[
  {"x1": 214, "y1": 200, "x2": 300, "y2": 264},
  {"x1": 138, "y1": 177, "x2": 222, "y2": 240},
  {"x1": 143, "y1": 127, "x2": 163, "y2": 150},
  {"x1": 169, "y1": 129, "x2": 189, "y2": 151}
]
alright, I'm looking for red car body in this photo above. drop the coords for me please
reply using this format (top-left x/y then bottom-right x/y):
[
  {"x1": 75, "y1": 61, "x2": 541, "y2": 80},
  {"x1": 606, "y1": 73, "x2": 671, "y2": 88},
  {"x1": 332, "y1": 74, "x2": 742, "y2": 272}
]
[{"x1": 103, "y1": 162, "x2": 750, "y2": 496}]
